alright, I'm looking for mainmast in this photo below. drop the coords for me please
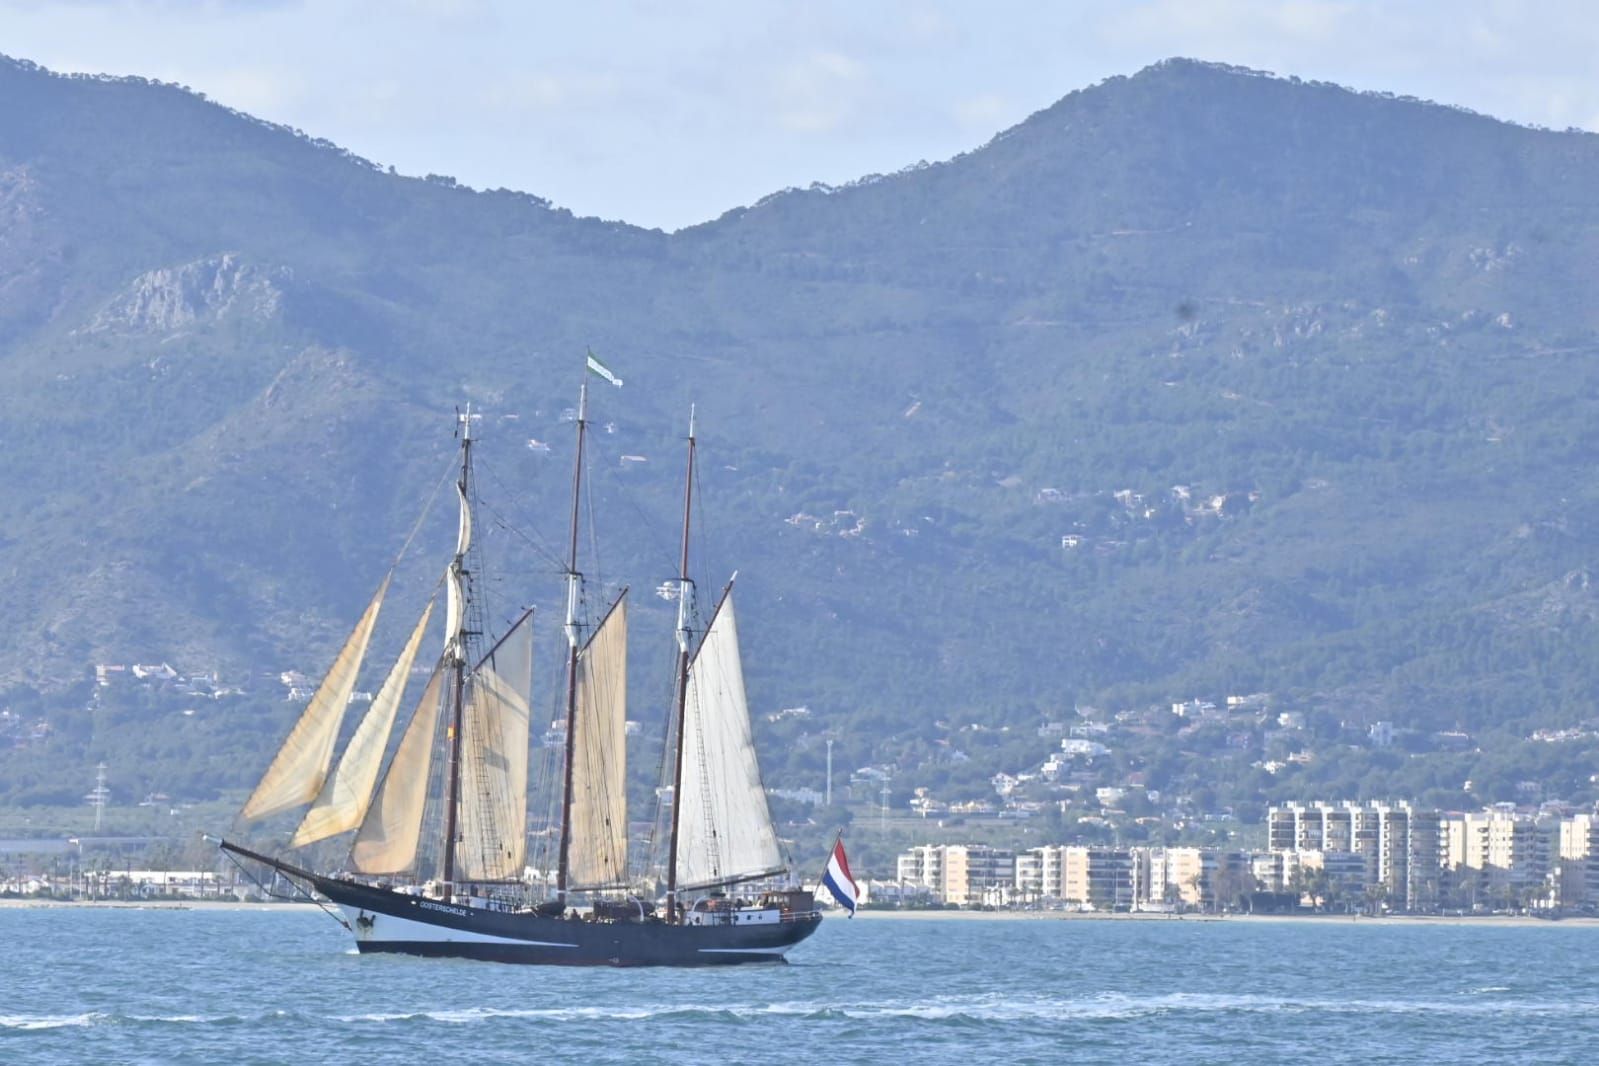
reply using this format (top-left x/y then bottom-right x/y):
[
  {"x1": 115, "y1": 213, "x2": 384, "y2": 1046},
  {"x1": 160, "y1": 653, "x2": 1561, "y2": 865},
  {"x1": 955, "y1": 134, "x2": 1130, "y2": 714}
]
[
  {"x1": 556, "y1": 379, "x2": 589, "y2": 904},
  {"x1": 440, "y1": 405, "x2": 476, "y2": 902},
  {"x1": 665, "y1": 406, "x2": 696, "y2": 923}
]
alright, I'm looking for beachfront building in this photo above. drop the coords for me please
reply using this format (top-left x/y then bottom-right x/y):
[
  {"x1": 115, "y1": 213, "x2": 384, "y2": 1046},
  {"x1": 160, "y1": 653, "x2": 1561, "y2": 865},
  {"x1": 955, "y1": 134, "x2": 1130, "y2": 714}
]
[
  {"x1": 896, "y1": 845, "x2": 943, "y2": 895},
  {"x1": 1370, "y1": 802, "x2": 1442, "y2": 911},
  {"x1": 1161, "y1": 847, "x2": 1255, "y2": 910},
  {"x1": 896, "y1": 844, "x2": 1015, "y2": 906},
  {"x1": 1268, "y1": 801, "x2": 1442, "y2": 911},
  {"x1": 1060, "y1": 847, "x2": 1132, "y2": 909},
  {"x1": 1014, "y1": 849, "x2": 1044, "y2": 902},
  {"x1": 1556, "y1": 812, "x2": 1599, "y2": 907},
  {"x1": 1017, "y1": 845, "x2": 1139, "y2": 909},
  {"x1": 1269, "y1": 801, "x2": 1356, "y2": 853},
  {"x1": 1009, "y1": 845, "x2": 1251, "y2": 911},
  {"x1": 1162, "y1": 847, "x2": 1217, "y2": 908},
  {"x1": 1441, "y1": 806, "x2": 1550, "y2": 909},
  {"x1": 1130, "y1": 847, "x2": 1179, "y2": 909}
]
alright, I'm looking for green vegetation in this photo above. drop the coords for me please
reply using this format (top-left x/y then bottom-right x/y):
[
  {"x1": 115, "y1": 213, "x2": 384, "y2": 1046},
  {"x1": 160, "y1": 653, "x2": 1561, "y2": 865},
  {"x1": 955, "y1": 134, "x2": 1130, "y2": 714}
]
[{"x1": 1, "y1": 55, "x2": 1598, "y2": 840}]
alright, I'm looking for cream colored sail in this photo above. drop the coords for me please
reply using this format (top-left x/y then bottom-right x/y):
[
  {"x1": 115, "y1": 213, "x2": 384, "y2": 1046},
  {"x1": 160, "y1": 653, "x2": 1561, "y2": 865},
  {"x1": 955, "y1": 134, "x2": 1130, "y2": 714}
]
[
  {"x1": 454, "y1": 611, "x2": 533, "y2": 881},
  {"x1": 675, "y1": 591, "x2": 784, "y2": 890},
  {"x1": 289, "y1": 600, "x2": 434, "y2": 847},
  {"x1": 568, "y1": 595, "x2": 629, "y2": 891},
  {"x1": 240, "y1": 576, "x2": 390, "y2": 822},
  {"x1": 349, "y1": 662, "x2": 445, "y2": 874}
]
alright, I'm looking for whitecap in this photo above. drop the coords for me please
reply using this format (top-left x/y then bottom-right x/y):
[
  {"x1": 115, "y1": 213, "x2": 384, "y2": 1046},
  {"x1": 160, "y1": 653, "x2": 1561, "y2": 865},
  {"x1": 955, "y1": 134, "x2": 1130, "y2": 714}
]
[
  {"x1": 0, "y1": 1013, "x2": 99, "y2": 1030},
  {"x1": 335, "y1": 1004, "x2": 723, "y2": 1024}
]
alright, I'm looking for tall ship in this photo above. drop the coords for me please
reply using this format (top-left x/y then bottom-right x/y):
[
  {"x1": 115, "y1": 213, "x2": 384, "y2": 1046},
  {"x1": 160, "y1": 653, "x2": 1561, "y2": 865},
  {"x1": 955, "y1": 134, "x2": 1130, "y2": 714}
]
[{"x1": 218, "y1": 370, "x2": 822, "y2": 965}]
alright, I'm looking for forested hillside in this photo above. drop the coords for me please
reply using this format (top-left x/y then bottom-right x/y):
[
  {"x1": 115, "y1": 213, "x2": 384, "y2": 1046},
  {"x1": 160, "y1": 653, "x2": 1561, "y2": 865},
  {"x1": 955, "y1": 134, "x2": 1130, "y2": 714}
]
[{"x1": 2, "y1": 55, "x2": 1598, "y2": 818}]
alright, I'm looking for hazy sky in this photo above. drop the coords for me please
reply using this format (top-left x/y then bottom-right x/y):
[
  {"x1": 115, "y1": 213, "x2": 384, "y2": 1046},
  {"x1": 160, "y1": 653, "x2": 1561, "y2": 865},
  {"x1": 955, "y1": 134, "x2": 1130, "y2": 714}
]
[{"x1": 5, "y1": 1, "x2": 1596, "y2": 231}]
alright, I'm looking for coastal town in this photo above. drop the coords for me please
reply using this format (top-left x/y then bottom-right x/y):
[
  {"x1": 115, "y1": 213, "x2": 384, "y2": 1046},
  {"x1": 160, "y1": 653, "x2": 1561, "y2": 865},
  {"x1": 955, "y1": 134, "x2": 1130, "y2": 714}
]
[
  {"x1": 6, "y1": 661, "x2": 1599, "y2": 922},
  {"x1": 7, "y1": 797, "x2": 1598, "y2": 920},
  {"x1": 877, "y1": 800, "x2": 1599, "y2": 915}
]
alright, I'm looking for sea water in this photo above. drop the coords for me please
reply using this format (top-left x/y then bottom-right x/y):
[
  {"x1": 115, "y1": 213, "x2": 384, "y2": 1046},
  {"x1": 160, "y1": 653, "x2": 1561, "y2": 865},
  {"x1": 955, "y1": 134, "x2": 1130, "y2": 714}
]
[{"x1": 3, "y1": 908, "x2": 1598, "y2": 1064}]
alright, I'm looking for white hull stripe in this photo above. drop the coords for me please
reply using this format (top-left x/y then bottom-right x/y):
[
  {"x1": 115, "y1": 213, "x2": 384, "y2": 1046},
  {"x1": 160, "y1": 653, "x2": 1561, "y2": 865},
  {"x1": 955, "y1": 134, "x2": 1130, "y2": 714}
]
[
  {"x1": 338, "y1": 905, "x2": 578, "y2": 948},
  {"x1": 696, "y1": 945, "x2": 792, "y2": 956}
]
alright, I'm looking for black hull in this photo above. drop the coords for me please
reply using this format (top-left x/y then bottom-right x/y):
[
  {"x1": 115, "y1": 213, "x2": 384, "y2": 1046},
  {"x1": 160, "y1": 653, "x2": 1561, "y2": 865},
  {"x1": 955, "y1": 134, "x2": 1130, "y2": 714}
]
[{"x1": 222, "y1": 842, "x2": 821, "y2": 967}]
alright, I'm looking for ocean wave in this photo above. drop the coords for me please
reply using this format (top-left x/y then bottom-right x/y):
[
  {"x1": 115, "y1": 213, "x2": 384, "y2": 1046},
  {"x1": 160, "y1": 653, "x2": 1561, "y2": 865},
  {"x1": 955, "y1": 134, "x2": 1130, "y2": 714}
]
[
  {"x1": 1, "y1": 1010, "x2": 289, "y2": 1031},
  {"x1": 334, "y1": 1005, "x2": 734, "y2": 1025},
  {"x1": 322, "y1": 992, "x2": 1599, "y2": 1027},
  {"x1": 846, "y1": 992, "x2": 1599, "y2": 1023},
  {"x1": 18, "y1": 994, "x2": 1582, "y2": 1035},
  {"x1": 0, "y1": 1013, "x2": 98, "y2": 1031}
]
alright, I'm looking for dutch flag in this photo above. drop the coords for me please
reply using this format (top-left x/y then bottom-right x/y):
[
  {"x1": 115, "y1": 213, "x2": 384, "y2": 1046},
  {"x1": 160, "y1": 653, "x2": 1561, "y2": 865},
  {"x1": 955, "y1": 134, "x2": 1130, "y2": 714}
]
[{"x1": 821, "y1": 839, "x2": 859, "y2": 917}]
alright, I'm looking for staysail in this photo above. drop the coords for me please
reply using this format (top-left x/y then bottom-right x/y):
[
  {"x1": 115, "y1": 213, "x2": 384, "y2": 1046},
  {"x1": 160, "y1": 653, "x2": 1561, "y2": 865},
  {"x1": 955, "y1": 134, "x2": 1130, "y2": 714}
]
[
  {"x1": 674, "y1": 591, "x2": 784, "y2": 890},
  {"x1": 349, "y1": 662, "x2": 445, "y2": 874},
  {"x1": 454, "y1": 610, "x2": 534, "y2": 881},
  {"x1": 240, "y1": 575, "x2": 391, "y2": 822},
  {"x1": 568, "y1": 594, "x2": 629, "y2": 891},
  {"x1": 289, "y1": 600, "x2": 435, "y2": 847}
]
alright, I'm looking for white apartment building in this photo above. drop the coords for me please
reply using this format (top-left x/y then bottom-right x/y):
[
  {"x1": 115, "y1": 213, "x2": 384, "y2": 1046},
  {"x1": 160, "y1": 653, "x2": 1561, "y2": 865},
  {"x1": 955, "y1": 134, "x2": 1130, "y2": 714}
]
[{"x1": 1268, "y1": 801, "x2": 1441, "y2": 911}]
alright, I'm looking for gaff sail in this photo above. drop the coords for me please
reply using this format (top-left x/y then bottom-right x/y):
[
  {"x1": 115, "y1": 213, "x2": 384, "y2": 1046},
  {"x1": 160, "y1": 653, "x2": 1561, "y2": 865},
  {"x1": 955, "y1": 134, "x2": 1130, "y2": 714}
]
[
  {"x1": 567, "y1": 594, "x2": 629, "y2": 891},
  {"x1": 674, "y1": 591, "x2": 784, "y2": 891},
  {"x1": 454, "y1": 610, "x2": 534, "y2": 881}
]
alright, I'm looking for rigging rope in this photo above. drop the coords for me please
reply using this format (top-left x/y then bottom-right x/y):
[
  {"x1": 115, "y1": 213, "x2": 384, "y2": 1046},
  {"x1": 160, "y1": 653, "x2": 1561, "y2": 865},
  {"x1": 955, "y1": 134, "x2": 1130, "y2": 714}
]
[
  {"x1": 389, "y1": 450, "x2": 462, "y2": 571},
  {"x1": 217, "y1": 847, "x2": 351, "y2": 931}
]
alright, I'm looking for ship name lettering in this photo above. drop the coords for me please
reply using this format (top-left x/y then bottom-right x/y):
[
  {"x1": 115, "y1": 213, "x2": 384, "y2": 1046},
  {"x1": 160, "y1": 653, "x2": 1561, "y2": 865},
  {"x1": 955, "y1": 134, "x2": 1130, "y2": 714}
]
[{"x1": 420, "y1": 900, "x2": 468, "y2": 917}]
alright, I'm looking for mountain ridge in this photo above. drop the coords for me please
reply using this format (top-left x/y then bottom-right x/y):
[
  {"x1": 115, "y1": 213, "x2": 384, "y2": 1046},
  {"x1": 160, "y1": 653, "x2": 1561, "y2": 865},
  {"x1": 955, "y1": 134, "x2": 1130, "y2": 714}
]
[{"x1": 2, "y1": 52, "x2": 1598, "y2": 813}]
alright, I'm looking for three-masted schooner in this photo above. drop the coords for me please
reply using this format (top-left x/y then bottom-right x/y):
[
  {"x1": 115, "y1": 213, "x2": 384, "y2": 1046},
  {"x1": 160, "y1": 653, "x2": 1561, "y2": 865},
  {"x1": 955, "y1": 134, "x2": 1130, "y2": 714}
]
[{"x1": 218, "y1": 380, "x2": 821, "y2": 965}]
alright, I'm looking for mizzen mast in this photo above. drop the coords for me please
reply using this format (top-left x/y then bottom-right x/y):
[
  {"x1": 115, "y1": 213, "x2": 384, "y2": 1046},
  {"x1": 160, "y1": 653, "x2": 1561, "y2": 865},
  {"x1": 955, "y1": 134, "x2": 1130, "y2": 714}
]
[
  {"x1": 665, "y1": 405, "x2": 696, "y2": 923},
  {"x1": 440, "y1": 404, "x2": 477, "y2": 902},
  {"x1": 556, "y1": 379, "x2": 590, "y2": 904}
]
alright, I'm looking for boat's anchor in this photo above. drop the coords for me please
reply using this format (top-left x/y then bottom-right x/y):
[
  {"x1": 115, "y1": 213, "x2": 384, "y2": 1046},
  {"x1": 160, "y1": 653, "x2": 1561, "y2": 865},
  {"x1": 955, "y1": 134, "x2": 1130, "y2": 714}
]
[{"x1": 356, "y1": 912, "x2": 375, "y2": 931}]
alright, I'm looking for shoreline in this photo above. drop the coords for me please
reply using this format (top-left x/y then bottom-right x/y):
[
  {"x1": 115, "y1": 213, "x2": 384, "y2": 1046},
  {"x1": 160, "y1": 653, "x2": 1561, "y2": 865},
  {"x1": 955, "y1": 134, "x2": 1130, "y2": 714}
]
[
  {"x1": 0, "y1": 898, "x2": 322, "y2": 911},
  {"x1": 5, "y1": 898, "x2": 1596, "y2": 928},
  {"x1": 847, "y1": 908, "x2": 1599, "y2": 928}
]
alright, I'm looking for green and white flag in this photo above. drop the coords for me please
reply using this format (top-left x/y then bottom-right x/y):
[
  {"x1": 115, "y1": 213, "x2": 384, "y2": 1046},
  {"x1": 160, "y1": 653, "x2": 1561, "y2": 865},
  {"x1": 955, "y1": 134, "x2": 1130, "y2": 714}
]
[{"x1": 586, "y1": 350, "x2": 623, "y2": 388}]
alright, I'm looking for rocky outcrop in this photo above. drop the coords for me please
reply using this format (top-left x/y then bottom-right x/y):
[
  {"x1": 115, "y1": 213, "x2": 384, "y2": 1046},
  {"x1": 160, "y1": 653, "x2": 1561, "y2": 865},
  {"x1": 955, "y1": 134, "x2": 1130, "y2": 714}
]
[{"x1": 79, "y1": 252, "x2": 286, "y2": 335}]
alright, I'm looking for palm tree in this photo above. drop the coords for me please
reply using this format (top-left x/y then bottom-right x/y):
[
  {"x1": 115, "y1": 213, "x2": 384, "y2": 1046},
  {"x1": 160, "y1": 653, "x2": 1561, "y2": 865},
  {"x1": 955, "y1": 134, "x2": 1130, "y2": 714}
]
[
  {"x1": 1304, "y1": 869, "x2": 1330, "y2": 914},
  {"x1": 1362, "y1": 883, "x2": 1388, "y2": 916}
]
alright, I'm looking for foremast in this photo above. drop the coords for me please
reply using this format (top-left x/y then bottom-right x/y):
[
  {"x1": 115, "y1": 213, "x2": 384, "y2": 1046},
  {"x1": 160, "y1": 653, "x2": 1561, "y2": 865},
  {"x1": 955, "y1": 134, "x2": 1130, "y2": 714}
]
[
  {"x1": 439, "y1": 405, "x2": 476, "y2": 901},
  {"x1": 665, "y1": 407, "x2": 696, "y2": 923}
]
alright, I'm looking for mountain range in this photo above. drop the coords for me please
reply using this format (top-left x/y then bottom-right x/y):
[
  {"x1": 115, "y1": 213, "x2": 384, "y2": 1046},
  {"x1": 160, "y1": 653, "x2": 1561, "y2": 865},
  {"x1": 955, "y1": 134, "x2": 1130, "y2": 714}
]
[{"x1": 2, "y1": 54, "x2": 1598, "y2": 810}]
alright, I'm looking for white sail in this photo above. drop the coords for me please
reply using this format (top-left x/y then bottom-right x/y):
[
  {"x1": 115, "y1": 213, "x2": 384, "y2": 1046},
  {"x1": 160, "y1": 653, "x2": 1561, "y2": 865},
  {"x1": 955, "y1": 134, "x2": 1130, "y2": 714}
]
[
  {"x1": 289, "y1": 600, "x2": 434, "y2": 847},
  {"x1": 568, "y1": 595, "x2": 629, "y2": 891},
  {"x1": 445, "y1": 569, "x2": 464, "y2": 658},
  {"x1": 240, "y1": 576, "x2": 390, "y2": 822},
  {"x1": 349, "y1": 662, "x2": 445, "y2": 874},
  {"x1": 454, "y1": 611, "x2": 533, "y2": 881},
  {"x1": 454, "y1": 481, "x2": 473, "y2": 556},
  {"x1": 445, "y1": 482, "x2": 471, "y2": 660},
  {"x1": 675, "y1": 592, "x2": 784, "y2": 890}
]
